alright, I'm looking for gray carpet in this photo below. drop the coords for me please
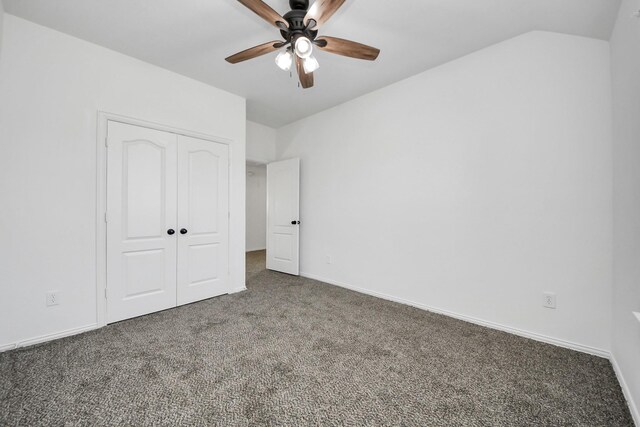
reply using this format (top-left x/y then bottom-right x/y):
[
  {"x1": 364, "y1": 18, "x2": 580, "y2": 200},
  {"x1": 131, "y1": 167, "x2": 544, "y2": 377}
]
[{"x1": 0, "y1": 250, "x2": 633, "y2": 426}]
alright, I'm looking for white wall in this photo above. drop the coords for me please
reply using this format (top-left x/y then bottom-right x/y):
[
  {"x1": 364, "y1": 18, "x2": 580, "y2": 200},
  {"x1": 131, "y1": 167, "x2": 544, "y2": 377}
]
[
  {"x1": 246, "y1": 164, "x2": 267, "y2": 252},
  {"x1": 247, "y1": 120, "x2": 276, "y2": 164},
  {"x1": 0, "y1": 15, "x2": 246, "y2": 349},
  {"x1": 277, "y1": 31, "x2": 613, "y2": 354},
  {"x1": 0, "y1": 0, "x2": 4, "y2": 59},
  {"x1": 610, "y1": 0, "x2": 640, "y2": 421}
]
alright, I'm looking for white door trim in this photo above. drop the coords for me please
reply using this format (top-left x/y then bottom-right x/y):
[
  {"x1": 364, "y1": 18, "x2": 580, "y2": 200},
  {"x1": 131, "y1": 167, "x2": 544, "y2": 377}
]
[{"x1": 96, "y1": 111, "x2": 234, "y2": 328}]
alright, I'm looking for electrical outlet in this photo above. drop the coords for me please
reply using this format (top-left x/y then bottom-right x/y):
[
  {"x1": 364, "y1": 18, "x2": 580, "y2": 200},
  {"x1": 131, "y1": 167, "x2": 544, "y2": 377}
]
[
  {"x1": 46, "y1": 291, "x2": 61, "y2": 307},
  {"x1": 543, "y1": 292, "x2": 556, "y2": 309},
  {"x1": 326, "y1": 255, "x2": 332, "y2": 264}
]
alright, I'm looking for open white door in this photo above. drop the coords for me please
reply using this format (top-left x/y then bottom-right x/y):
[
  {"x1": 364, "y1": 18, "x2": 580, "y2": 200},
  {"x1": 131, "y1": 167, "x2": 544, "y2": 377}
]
[{"x1": 267, "y1": 158, "x2": 300, "y2": 275}]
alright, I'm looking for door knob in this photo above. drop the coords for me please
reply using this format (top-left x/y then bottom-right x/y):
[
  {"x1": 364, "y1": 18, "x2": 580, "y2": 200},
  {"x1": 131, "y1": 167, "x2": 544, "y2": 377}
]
[
  {"x1": 291, "y1": 220, "x2": 300, "y2": 225},
  {"x1": 180, "y1": 228, "x2": 188, "y2": 235},
  {"x1": 167, "y1": 229, "x2": 175, "y2": 235}
]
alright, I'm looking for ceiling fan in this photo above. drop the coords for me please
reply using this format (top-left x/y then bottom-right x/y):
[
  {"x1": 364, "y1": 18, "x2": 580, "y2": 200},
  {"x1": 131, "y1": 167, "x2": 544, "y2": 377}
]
[{"x1": 225, "y1": 0, "x2": 380, "y2": 89}]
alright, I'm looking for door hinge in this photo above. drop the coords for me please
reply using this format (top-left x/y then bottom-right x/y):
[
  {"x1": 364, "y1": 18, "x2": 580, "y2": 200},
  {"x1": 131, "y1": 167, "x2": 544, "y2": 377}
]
[
  {"x1": 104, "y1": 212, "x2": 108, "y2": 223},
  {"x1": 105, "y1": 137, "x2": 109, "y2": 148},
  {"x1": 104, "y1": 288, "x2": 108, "y2": 300}
]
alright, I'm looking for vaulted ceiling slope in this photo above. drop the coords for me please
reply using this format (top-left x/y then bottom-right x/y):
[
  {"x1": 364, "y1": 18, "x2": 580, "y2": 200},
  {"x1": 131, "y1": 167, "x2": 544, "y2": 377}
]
[{"x1": 2, "y1": 0, "x2": 621, "y2": 127}]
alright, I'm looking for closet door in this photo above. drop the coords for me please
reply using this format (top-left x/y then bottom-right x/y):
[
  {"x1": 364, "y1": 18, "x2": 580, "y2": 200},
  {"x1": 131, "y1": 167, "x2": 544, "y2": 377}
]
[
  {"x1": 176, "y1": 135, "x2": 230, "y2": 306},
  {"x1": 106, "y1": 121, "x2": 178, "y2": 323}
]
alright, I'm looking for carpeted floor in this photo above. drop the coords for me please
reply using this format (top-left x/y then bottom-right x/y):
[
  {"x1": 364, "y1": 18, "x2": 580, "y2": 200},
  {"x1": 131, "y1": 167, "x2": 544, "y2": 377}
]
[{"x1": 0, "y1": 250, "x2": 633, "y2": 426}]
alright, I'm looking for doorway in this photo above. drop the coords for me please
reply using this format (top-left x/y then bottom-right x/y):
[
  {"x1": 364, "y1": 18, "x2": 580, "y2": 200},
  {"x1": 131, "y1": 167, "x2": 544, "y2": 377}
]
[
  {"x1": 246, "y1": 162, "x2": 267, "y2": 253},
  {"x1": 245, "y1": 158, "x2": 301, "y2": 276}
]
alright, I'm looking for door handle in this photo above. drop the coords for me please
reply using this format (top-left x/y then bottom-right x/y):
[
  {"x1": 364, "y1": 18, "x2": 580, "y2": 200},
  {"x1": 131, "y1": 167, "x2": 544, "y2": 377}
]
[
  {"x1": 167, "y1": 229, "x2": 175, "y2": 235},
  {"x1": 291, "y1": 221, "x2": 300, "y2": 225},
  {"x1": 180, "y1": 228, "x2": 188, "y2": 235}
]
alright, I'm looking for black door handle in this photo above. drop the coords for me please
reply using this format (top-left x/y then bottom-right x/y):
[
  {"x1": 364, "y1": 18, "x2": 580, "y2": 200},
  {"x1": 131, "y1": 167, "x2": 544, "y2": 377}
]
[
  {"x1": 167, "y1": 229, "x2": 175, "y2": 235},
  {"x1": 291, "y1": 221, "x2": 300, "y2": 225},
  {"x1": 180, "y1": 228, "x2": 188, "y2": 235}
]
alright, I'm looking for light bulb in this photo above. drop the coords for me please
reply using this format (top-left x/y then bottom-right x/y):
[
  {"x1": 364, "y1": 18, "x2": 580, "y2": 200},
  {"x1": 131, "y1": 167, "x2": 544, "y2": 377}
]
[
  {"x1": 295, "y1": 37, "x2": 313, "y2": 59},
  {"x1": 303, "y1": 55, "x2": 320, "y2": 74},
  {"x1": 275, "y1": 50, "x2": 293, "y2": 71}
]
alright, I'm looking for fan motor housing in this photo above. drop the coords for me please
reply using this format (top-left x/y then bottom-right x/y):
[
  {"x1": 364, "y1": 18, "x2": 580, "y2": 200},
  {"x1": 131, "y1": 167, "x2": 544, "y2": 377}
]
[
  {"x1": 289, "y1": 0, "x2": 309, "y2": 10},
  {"x1": 281, "y1": 8, "x2": 317, "y2": 42}
]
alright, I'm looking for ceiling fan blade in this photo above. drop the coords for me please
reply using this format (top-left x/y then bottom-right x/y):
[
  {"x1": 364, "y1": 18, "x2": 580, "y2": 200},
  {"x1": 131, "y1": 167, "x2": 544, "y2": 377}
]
[
  {"x1": 237, "y1": 0, "x2": 288, "y2": 29},
  {"x1": 304, "y1": 0, "x2": 346, "y2": 29},
  {"x1": 225, "y1": 41, "x2": 282, "y2": 64},
  {"x1": 316, "y1": 36, "x2": 380, "y2": 61},
  {"x1": 296, "y1": 55, "x2": 314, "y2": 89}
]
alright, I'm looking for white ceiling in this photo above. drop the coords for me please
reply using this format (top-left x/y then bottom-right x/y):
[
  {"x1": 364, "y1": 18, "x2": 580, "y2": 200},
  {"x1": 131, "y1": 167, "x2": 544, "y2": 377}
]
[{"x1": 2, "y1": 0, "x2": 621, "y2": 128}]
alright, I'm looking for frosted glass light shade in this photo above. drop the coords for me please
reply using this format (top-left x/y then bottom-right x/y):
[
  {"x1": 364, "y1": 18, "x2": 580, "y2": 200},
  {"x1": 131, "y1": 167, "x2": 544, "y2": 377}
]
[
  {"x1": 295, "y1": 37, "x2": 313, "y2": 59},
  {"x1": 303, "y1": 55, "x2": 320, "y2": 74},
  {"x1": 275, "y1": 50, "x2": 293, "y2": 71}
]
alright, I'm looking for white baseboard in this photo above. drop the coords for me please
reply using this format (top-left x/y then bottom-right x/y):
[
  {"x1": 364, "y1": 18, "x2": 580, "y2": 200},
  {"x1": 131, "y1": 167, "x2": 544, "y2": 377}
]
[
  {"x1": 229, "y1": 287, "x2": 247, "y2": 294},
  {"x1": 0, "y1": 323, "x2": 98, "y2": 353},
  {"x1": 246, "y1": 247, "x2": 266, "y2": 253},
  {"x1": 300, "y1": 272, "x2": 610, "y2": 359},
  {"x1": 611, "y1": 354, "x2": 640, "y2": 426},
  {"x1": 0, "y1": 343, "x2": 17, "y2": 352}
]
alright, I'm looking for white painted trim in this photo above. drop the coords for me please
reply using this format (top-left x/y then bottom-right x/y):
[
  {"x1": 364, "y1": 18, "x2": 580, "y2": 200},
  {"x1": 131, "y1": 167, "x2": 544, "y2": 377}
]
[
  {"x1": 100, "y1": 112, "x2": 233, "y2": 146},
  {"x1": 300, "y1": 271, "x2": 610, "y2": 359},
  {"x1": 611, "y1": 354, "x2": 640, "y2": 426},
  {"x1": 0, "y1": 343, "x2": 17, "y2": 353},
  {"x1": 0, "y1": 324, "x2": 98, "y2": 353},
  {"x1": 96, "y1": 114, "x2": 108, "y2": 328},
  {"x1": 229, "y1": 287, "x2": 247, "y2": 294},
  {"x1": 246, "y1": 247, "x2": 267, "y2": 252},
  {"x1": 96, "y1": 111, "x2": 235, "y2": 328}
]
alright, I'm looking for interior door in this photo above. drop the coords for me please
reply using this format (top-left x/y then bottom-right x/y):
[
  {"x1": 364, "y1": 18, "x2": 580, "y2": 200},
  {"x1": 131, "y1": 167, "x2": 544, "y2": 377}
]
[
  {"x1": 106, "y1": 121, "x2": 178, "y2": 323},
  {"x1": 176, "y1": 135, "x2": 230, "y2": 305},
  {"x1": 267, "y1": 158, "x2": 300, "y2": 275}
]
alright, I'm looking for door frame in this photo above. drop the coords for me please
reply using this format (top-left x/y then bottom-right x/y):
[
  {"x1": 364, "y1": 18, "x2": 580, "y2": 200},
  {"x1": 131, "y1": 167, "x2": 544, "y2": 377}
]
[{"x1": 96, "y1": 111, "x2": 233, "y2": 328}]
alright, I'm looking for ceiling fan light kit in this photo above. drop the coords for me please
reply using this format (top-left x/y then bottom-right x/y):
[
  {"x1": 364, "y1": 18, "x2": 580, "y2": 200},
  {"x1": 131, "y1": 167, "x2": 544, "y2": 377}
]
[
  {"x1": 294, "y1": 36, "x2": 314, "y2": 58},
  {"x1": 226, "y1": 0, "x2": 380, "y2": 89},
  {"x1": 303, "y1": 55, "x2": 320, "y2": 74},
  {"x1": 275, "y1": 49, "x2": 294, "y2": 70}
]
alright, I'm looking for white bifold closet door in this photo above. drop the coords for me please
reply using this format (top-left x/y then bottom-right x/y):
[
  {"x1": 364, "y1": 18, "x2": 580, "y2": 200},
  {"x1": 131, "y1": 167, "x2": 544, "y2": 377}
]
[
  {"x1": 106, "y1": 121, "x2": 229, "y2": 324},
  {"x1": 176, "y1": 135, "x2": 229, "y2": 306}
]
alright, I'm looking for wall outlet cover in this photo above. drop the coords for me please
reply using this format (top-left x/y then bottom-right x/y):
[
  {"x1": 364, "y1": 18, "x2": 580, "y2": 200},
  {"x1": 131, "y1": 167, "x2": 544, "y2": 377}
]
[
  {"x1": 46, "y1": 291, "x2": 61, "y2": 307},
  {"x1": 543, "y1": 292, "x2": 557, "y2": 309}
]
